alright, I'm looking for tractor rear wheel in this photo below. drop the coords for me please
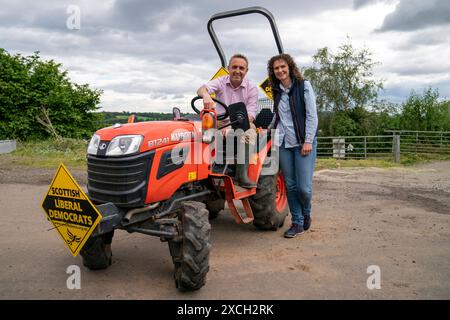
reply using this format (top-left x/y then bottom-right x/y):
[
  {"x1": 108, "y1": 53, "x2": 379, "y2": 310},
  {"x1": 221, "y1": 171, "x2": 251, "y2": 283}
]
[
  {"x1": 249, "y1": 171, "x2": 288, "y2": 230},
  {"x1": 168, "y1": 201, "x2": 210, "y2": 291},
  {"x1": 80, "y1": 232, "x2": 113, "y2": 270}
]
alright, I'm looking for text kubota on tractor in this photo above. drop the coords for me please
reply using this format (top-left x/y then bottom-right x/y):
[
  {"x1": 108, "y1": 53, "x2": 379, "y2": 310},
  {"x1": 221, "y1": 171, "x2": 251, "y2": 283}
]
[{"x1": 47, "y1": 7, "x2": 289, "y2": 291}]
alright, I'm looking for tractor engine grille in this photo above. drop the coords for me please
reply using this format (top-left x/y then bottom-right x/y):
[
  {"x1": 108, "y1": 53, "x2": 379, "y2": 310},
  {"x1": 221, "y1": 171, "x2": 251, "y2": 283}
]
[{"x1": 87, "y1": 151, "x2": 155, "y2": 208}]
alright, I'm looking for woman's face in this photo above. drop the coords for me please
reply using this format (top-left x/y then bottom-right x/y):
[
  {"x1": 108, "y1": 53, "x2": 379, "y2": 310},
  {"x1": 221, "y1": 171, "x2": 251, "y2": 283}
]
[{"x1": 273, "y1": 59, "x2": 290, "y2": 83}]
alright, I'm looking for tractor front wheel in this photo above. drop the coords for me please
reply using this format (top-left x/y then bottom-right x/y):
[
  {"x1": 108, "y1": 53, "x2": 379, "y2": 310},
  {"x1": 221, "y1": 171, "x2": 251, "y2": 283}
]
[
  {"x1": 168, "y1": 201, "x2": 211, "y2": 291},
  {"x1": 80, "y1": 231, "x2": 113, "y2": 270}
]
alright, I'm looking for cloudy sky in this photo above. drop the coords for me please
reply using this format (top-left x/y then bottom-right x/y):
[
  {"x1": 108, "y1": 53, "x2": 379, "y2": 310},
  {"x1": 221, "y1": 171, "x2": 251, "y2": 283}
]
[{"x1": 1, "y1": 0, "x2": 449, "y2": 113}]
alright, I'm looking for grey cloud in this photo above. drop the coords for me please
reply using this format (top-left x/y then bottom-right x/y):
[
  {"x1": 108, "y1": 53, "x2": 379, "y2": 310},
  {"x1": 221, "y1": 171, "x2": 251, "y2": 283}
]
[
  {"x1": 1, "y1": 0, "x2": 353, "y2": 32},
  {"x1": 31, "y1": 7, "x2": 72, "y2": 32},
  {"x1": 353, "y1": 0, "x2": 381, "y2": 9},
  {"x1": 149, "y1": 93, "x2": 168, "y2": 100},
  {"x1": 377, "y1": 0, "x2": 450, "y2": 32},
  {"x1": 102, "y1": 81, "x2": 155, "y2": 95},
  {"x1": 110, "y1": 0, "x2": 353, "y2": 31},
  {"x1": 0, "y1": 1, "x2": 79, "y2": 30},
  {"x1": 389, "y1": 65, "x2": 448, "y2": 77},
  {"x1": 397, "y1": 27, "x2": 450, "y2": 48},
  {"x1": 381, "y1": 80, "x2": 450, "y2": 103},
  {"x1": 353, "y1": 0, "x2": 397, "y2": 9},
  {"x1": 0, "y1": 0, "x2": 354, "y2": 67},
  {"x1": 5, "y1": 0, "x2": 449, "y2": 108}
]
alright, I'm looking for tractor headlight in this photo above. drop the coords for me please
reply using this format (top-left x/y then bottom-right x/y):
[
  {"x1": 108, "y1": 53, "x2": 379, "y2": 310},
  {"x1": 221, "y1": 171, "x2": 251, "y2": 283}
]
[
  {"x1": 106, "y1": 135, "x2": 143, "y2": 156},
  {"x1": 87, "y1": 134, "x2": 100, "y2": 155}
]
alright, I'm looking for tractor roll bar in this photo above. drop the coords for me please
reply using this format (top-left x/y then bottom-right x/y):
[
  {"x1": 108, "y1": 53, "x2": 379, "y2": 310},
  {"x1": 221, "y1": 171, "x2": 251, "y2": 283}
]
[{"x1": 207, "y1": 6, "x2": 284, "y2": 67}]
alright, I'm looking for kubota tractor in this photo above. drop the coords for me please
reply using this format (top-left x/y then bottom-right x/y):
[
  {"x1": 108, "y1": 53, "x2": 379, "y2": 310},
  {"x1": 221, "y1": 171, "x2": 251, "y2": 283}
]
[{"x1": 81, "y1": 7, "x2": 288, "y2": 291}]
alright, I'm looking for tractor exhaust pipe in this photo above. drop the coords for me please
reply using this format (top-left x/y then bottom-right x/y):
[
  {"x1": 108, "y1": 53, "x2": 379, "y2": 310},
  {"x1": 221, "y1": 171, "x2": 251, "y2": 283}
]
[{"x1": 123, "y1": 202, "x2": 160, "y2": 224}]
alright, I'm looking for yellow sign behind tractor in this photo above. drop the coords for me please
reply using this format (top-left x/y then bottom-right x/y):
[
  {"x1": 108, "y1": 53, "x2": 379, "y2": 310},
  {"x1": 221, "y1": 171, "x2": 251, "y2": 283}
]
[
  {"x1": 210, "y1": 66, "x2": 229, "y2": 80},
  {"x1": 209, "y1": 67, "x2": 229, "y2": 99},
  {"x1": 259, "y1": 77, "x2": 273, "y2": 100},
  {"x1": 41, "y1": 163, "x2": 102, "y2": 257}
]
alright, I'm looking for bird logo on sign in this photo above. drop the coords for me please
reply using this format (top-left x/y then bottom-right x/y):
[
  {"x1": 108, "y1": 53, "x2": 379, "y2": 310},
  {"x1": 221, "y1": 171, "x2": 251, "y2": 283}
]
[{"x1": 67, "y1": 229, "x2": 81, "y2": 245}]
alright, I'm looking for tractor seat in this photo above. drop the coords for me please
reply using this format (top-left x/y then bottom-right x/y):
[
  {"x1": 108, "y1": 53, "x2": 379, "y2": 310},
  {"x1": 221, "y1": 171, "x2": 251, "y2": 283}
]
[
  {"x1": 228, "y1": 102, "x2": 250, "y2": 132},
  {"x1": 254, "y1": 108, "x2": 275, "y2": 129}
]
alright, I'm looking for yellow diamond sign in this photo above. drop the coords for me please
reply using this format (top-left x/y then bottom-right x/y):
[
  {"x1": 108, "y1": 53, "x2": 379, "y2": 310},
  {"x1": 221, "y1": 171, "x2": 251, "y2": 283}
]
[
  {"x1": 210, "y1": 67, "x2": 229, "y2": 80},
  {"x1": 41, "y1": 163, "x2": 102, "y2": 257},
  {"x1": 259, "y1": 77, "x2": 273, "y2": 100},
  {"x1": 209, "y1": 67, "x2": 229, "y2": 99}
]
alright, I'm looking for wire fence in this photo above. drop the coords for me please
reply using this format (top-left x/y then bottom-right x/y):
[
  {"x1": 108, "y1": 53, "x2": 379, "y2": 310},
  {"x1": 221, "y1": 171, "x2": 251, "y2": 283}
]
[
  {"x1": 385, "y1": 130, "x2": 450, "y2": 156},
  {"x1": 317, "y1": 131, "x2": 450, "y2": 162},
  {"x1": 317, "y1": 135, "x2": 395, "y2": 160},
  {"x1": 255, "y1": 99, "x2": 450, "y2": 162},
  {"x1": 258, "y1": 98, "x2": 274, "y2": 110}
]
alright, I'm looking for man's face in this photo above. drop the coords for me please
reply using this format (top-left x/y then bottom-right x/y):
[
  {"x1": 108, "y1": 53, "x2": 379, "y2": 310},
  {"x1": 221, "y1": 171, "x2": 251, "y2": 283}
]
[{"x1": 228, "y1": 57, "x2": 248, "y2": 86}]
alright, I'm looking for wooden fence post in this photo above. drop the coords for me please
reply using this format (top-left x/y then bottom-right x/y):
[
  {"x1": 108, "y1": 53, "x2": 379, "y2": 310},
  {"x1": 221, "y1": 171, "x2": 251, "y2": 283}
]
[
  {"x1": 364, "y1": 136, "x2": 367, "y2": 159},
  {"x1": 393, "y1": 135, "x2": 400, "y2": 163}
]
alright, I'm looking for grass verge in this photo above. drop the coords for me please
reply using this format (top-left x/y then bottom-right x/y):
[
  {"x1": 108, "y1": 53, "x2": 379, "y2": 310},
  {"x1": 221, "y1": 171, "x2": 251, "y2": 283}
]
[
  {"x1": 315, "y1": 158, "x2": 399, "y2": 171},
  {"x1": 1, "y1": 138, "x2": 88, "y2": 169}
]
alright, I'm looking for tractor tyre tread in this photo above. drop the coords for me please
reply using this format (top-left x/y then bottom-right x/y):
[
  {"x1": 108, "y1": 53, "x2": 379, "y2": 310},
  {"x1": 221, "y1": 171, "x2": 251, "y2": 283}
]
[
  {"x1": 80, "y1": 236, "x2": 112, "y2": 270},
  {"x1": 249, "y1": 172, "x2": 288, "y2": 231},
  {"x1": 169, "y1": 201, "x2": 210, "y2": 291}
]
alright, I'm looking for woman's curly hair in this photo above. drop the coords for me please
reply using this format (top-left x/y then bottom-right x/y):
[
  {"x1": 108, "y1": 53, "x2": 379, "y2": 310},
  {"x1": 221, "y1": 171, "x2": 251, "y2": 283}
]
[{"x1": 267, "y1": 53, "x2": 303, "y2": 89}]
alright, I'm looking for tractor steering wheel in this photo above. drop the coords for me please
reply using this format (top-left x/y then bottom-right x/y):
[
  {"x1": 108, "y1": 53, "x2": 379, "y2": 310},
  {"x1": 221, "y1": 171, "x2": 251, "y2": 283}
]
[{"x1": 191, "y1": 96, "x2": 229, "y2": 121}]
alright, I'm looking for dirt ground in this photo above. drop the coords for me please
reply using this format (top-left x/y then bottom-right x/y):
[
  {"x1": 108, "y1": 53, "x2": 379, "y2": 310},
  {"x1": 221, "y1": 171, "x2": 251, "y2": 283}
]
[{"x1": 0, "y1": 161, "x2": 449, "y2": 299}]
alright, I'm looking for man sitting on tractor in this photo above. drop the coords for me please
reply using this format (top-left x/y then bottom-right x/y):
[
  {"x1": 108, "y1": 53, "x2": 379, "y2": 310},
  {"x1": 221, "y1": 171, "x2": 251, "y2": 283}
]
[{"x1": 196, "y1": 53, "x2": 258, "y2": 188}]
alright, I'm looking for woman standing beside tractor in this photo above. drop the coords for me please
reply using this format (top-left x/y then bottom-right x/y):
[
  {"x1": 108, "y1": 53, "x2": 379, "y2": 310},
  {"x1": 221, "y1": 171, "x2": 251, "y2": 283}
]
[{"x1": 267, "y1": 53, "x2": 318, "y2": 238}]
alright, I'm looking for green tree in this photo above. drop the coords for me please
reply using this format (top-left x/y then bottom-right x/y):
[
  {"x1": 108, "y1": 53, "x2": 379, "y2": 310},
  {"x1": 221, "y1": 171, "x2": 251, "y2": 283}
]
[
  {"x1": 303, "y1": 39, "x2": 383, "y2": 113},
  {"x1": 0, "y1": 49, "x2": 102, "y2": 140},
  {"x1": 400, "y1": 88, "x2": 450, "y2": 131},
  {"x1": 329, "y1": 111, "x2": 357, "y2": 136},
  {"x1": 369, "y1": 101, "x2": 401, "y2": 135}
]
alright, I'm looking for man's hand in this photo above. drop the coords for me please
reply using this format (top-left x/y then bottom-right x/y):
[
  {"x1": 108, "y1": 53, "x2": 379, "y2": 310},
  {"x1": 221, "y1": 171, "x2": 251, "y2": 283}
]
[
  {"x1": 221, "y1": 127, "x2": 231, "y2": 136},
  {"x1": 249, "y1": 115, "x2": 255, "y2": 123},
  {"x1": 203, "y1": 94, "x2": 215, "y2": 109},
  {"x1": 301, "y1": 142, "x2": 312, "y2": 156},
  {"x1": 197, "y1": 86, "x2": 215, "y2": 109}
]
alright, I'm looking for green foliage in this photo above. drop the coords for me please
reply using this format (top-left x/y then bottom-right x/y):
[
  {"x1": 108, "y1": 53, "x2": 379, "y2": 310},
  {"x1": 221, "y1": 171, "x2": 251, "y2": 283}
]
[
  {"x1": 399, "y1": 88, "x2": 450, "y2": 131},
  {"x1": 369, "y1": 101, "x2": 401, "y2": 134},
  {"x1": 303, "y1": 38, "x2": 383, "y2": 113},
  {"x1": 303, "y1": 39, "x2": 449, "y2": 136},
  {"x1": 318, "y1": 103, "x2": 402, "y2": 137},
  {"x1": 0, "y1": 49, "x2": 102, "y2": 141},
  {"x1": 303, "y1": 39, "x2": 390, "y2": 136},
  {"x1": 330, "y1": 111, "x2": 358, "y2": 136}
]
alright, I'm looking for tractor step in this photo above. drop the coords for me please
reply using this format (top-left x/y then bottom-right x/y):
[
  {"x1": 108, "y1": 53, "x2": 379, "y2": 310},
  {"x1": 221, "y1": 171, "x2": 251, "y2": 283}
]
[
  {"x1": 233, "y1": 184, "x2": 256, "y2": 200},
  {"x1": 210, "y1": 173, "x2": 256, "y2": 199},
  {"x1": 210, "y1": 173, "x2": 255, "y2": 224}
]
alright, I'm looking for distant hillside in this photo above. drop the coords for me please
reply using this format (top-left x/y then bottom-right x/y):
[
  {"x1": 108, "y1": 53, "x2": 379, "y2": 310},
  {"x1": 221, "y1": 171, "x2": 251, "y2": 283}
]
[{"x1": 97, "y1": 111, "x2": 198, "y2": 127}]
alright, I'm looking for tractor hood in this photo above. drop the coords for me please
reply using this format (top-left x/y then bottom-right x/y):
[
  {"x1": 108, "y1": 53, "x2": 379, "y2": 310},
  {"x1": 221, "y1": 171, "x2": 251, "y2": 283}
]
[{"x1": 95, "y1": 121, "x2": 199, "y2": 152}]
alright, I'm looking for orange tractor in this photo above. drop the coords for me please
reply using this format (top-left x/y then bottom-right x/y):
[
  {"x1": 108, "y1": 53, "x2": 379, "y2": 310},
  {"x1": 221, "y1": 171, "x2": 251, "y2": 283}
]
[{"x1": 81, "y1": 7, "x2": 288, "y2": 291}]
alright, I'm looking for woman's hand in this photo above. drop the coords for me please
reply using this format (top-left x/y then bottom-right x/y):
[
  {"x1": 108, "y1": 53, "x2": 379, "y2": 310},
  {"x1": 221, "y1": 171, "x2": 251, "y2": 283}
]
[{"x1": 301, "y1": 142, "x2": 312, "y2": 156}]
